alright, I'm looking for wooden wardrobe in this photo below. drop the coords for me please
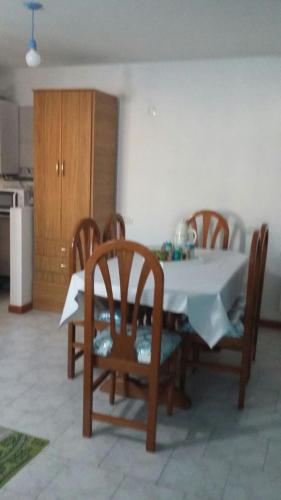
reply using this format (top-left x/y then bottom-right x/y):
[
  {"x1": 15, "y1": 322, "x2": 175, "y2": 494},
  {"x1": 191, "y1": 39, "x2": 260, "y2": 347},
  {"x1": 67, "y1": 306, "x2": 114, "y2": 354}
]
[{"x1": 33, "y1": 89, "x2": 118, "y2": 311}]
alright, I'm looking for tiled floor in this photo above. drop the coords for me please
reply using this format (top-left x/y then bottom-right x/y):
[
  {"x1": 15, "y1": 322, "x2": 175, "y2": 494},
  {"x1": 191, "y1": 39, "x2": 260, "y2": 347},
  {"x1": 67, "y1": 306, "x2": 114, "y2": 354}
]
[{"x1": 1, "y1": 293, "x2": 281, "y2": 499}]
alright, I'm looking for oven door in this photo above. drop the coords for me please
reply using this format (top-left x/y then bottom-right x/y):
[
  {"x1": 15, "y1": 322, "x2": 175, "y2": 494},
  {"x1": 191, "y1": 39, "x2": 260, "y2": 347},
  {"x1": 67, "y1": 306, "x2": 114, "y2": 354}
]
[{"x1": 0, "y1": 191, "x2": 17, "y2": 214}]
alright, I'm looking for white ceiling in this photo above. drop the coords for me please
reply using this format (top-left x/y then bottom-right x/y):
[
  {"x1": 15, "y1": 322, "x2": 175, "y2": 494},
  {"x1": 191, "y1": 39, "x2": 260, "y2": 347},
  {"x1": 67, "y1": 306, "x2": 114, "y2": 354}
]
[{"x1": 1, "y1": 0, "x2": 281, "y2": 69}]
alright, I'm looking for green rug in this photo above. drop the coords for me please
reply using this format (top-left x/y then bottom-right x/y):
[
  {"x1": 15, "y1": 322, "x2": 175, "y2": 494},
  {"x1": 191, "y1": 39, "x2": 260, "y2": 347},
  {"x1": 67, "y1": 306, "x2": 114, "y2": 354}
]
[{"x1": 0, "y1": 426, "x2": 48, "y2": 489}]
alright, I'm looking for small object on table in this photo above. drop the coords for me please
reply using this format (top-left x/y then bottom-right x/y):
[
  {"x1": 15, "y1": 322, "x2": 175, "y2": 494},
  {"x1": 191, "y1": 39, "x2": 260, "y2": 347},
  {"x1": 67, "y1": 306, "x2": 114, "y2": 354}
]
[
  {"x1": 183, "y1": 242, "x2": 196, "y2": 260},
  {"x1": 161, "y1": 240, "x2": 173, "y2": 252},
  {"x1": 173, "y1": 247, "x2": 183, "y2": 261},
  {"x1": 154, "y1": 249, "x2": 168, "y2": 261}
]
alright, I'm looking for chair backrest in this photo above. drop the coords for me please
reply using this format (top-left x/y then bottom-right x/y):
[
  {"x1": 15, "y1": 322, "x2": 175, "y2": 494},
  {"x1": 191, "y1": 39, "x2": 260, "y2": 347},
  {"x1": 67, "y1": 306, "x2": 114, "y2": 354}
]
[
  {"x1": 103, "y1": 213, "x2": 126, "y2": 242},
  {"x1": 70, "y1": 218, "x2": 100, "y2": 274},
  {"x1": 256, "y1": 223, "x2": 269, "y2": 326},
  {"x1": 187, "y1": 210, "x2": 229, "y2": 249},
  {"x1": 84, "y1": 240, "x2": 164, "y2": 366},
  {"x1": 243, "y1": 230, "x2": 262, "y2": 342}
]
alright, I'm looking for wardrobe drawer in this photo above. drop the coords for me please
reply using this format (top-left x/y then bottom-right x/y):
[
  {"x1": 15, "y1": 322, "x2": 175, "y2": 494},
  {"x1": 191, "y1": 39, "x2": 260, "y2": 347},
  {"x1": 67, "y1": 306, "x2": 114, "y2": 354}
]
[
  {"x1": 35, "y1": 239, "x2": 70, "y2": 258},
  {"x1": 35, "y1": 255, "x2": 68, "y2": 274}
]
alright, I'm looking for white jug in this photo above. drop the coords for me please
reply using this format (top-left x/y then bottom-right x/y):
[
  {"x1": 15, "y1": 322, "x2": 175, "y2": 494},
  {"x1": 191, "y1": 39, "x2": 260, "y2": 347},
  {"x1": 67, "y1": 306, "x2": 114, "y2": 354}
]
[
  {"x1": 173, "y1": 219, "x2": 189, "y2": 247},
  {"x1": 187, "y1": 226, "x2": 197, "y2": 245},
  {"x1": 174, "y1": 219, "x2": 197, "y2": 248}
]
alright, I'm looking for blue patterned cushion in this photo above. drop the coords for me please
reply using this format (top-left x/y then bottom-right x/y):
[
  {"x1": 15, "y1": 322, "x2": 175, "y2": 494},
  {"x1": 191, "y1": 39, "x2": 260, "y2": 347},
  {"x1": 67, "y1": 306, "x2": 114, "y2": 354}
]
[
  {"x1": 177, "y1": 304, "x2": 245, "y2": 340},
  {"x1": 70, "y1": 292, "x2": 121, "y2": 328},
  {"x1": 176, "y1": 316, "x2": 194, "y2": 333},
  {"x1": 93, "y1": 326, "x2": 181, "y2": 365},
  {"x1": 96, "y1": 308, "x2": 121, "y2": 326},
  {"x1": 225, "y1": 301, "x2": 245, "y2": 339}
]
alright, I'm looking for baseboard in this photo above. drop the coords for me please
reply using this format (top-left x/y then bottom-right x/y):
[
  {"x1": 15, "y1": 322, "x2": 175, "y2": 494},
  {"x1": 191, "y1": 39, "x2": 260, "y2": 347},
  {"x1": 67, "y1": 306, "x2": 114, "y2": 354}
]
[
  {"x1": 259, "y1": 318, "x2": 281, "y2": 330},
  {"x1": 9, "y1": 302, "x2": 33, "y2": 314}
]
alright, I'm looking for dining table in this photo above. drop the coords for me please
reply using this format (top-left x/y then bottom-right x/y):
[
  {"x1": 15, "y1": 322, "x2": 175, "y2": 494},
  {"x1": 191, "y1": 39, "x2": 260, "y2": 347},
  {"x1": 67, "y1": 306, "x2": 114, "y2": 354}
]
[{"x1": 60, "y1": 248, "x2": 248, "y2": 349}]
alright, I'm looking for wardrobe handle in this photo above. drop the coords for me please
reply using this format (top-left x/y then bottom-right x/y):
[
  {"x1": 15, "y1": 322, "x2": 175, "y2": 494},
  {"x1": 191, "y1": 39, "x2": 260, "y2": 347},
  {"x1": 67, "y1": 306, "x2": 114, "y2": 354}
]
[
  {"x1": 61, "y1": 162, "x2": 65, "y2": 175},
  {"x1": 56, "y1": 162, "x2": 59, "y2": 175},
  {"x1": 60, "y1": 263, "x2": 66, "y2": 269}
]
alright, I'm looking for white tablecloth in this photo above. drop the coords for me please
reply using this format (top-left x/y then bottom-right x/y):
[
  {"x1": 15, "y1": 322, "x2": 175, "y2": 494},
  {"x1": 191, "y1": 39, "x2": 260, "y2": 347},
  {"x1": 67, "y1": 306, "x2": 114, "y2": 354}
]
[{"x1": 60, "y1": 249, "x2": 247, "y2": 348}]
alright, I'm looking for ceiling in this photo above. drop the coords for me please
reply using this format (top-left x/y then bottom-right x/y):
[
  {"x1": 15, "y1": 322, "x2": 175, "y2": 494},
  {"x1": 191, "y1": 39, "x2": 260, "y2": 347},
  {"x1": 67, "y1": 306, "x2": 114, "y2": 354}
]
[{"x1": 1, "y1": 0, "x2": 281, "y2": 68}]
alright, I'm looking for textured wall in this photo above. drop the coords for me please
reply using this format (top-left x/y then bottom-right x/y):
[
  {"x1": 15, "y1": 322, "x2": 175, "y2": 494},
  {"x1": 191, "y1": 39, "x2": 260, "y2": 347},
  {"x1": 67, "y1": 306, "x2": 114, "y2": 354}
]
[{"x1": 4, "y1": 57, "x2": 281, "y2": 320}]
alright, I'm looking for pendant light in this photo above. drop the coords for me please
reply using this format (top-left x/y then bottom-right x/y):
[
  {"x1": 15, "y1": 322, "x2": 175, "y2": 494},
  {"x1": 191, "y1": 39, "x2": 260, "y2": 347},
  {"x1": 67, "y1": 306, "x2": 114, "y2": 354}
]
[{"x1": 24, "y1": 2, "x2": 43, "y2": 67}]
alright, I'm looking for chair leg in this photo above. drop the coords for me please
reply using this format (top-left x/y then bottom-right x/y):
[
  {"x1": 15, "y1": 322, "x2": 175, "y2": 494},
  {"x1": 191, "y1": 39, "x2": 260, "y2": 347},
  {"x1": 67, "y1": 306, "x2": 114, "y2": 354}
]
[
  {"x1": 192, "y1": 344, "x2": 200, "y2": 374},
  {"x1": 180, "y1": 338, "x2": 190, "y2": 391},
  {"x1": 67, "y1": 323, "x2": 76, "y2": 379},
  {"x1": 109, "y1": 371, "x2": 116, "y2": 405},
  {"x1": 252, "y1": 328, "x2": 258, "y2": 361},
  {"x1": 247, "y1": 348, "x2": 252, "y2": 382},
  {"x1": 239, "y1": 347, "x2": 250, "y2": 410},
  {"x1": 166, "y1": 355, "x2": 176, "y2": 416},
  {"x1": 83, "y1": 351, "x2": 93, "y2": 438},
  {"x1": 146, "y1": 375, "x2": 159, "y2": 452},
  {"x1": 123, "y1": 373, "x2": 129, "y2": 397},
  {"x1": 238, "y1": 371, "x2": 246, "y2": 410}
]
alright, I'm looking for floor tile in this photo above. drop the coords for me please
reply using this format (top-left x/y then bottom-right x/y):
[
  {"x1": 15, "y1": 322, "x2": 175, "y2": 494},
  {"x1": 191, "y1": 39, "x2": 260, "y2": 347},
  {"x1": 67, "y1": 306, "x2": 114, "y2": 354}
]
[
  {"x1": 112, "y1": 476, "x2": 185, "y2": 500},
  {"x1": 4, "y1": 447, "x2": 67, "y2": 498},
  {"x1": 223, "y1": 466, "x2": 281, "y2": 500},
  {"x1": 264, "y1": 439, "x2": 281, "y2": 480},
  {"x1": 50, "y1": 422, "x2": 118, "y2": 467},
  {"x1": 159, "y1": 451, "x2": 230, "y2": 499},
  {"x1": 100, "y1": 437, "x2": 172, "y2": 481},
  {"x1": 36, "y1": 461, "x2": 122, "y2": 500},
  {"x1": 204, "y1": 427, "x2": 268, "y2": 470}
]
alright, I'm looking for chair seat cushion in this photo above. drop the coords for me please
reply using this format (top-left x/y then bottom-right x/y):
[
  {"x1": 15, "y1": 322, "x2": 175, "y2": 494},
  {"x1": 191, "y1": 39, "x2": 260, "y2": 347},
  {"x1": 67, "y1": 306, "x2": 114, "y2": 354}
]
[
  {"x1": 93, "y1": 326, "x2": 181, "y2": 365},
  {"x1": 176, "y1": 297, "x2": 245, "y2": 341},
  {"x1": 225, "y1": 300, "x2": 245, "y2": 339},
  {"x1": 176, "y1": 316, "x2": 195, "y2": 333},
  {"x1": 96, "y1": 309, "x2": 121, "y2": 326}
]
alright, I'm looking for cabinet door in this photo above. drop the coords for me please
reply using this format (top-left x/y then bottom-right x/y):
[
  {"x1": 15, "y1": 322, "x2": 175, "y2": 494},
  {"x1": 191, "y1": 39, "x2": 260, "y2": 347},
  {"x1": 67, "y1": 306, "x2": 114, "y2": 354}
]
[
  {"x1": 61, "y1": 91, "x2": 92, "y2": 242},
  {"x1": 34, "y1": 91, "x2": 62, "y2": 243}
]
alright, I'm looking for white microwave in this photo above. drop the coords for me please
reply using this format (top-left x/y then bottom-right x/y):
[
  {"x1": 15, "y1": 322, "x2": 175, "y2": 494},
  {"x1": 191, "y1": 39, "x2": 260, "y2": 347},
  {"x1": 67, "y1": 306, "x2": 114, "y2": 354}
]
[{"x1": 0, "y1": 188, "x2": 33, "y2": 214}]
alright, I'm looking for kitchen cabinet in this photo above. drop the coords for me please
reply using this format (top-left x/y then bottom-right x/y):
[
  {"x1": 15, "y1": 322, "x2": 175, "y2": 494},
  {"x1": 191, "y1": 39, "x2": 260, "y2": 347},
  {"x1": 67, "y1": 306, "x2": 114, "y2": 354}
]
[
  {"x1": 33, "y1": 89, "x2": 118, "y2": 311},
  {"x1": 0, "y1": 100, "x2": 19, "y2": 175}
]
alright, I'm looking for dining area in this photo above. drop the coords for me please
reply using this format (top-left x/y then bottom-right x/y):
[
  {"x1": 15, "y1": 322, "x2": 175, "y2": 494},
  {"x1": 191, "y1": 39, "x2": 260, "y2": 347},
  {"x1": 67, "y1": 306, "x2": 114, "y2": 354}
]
[
  {"x1": 0, "y1": 209, "x2": 279, "y2": 500},
  {"x1": 60, "y1": 210, "x2": 269, "y2": 453}
]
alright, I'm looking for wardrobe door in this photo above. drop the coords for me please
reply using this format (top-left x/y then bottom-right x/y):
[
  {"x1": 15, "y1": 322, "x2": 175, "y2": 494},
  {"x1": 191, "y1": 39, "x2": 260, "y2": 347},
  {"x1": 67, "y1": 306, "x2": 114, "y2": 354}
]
[
  {"x1": 60, "y1": 91, "x2": 92, "y2": 242},
  {"x1": 34, "y1": 91, "x2": 62, "y2": 246}
]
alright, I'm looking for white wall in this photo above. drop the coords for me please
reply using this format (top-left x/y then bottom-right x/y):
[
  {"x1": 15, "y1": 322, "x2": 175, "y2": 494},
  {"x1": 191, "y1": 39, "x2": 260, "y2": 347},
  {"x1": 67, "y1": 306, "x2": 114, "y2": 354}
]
[{"x1": 5, "y1": 57, "x2": 281, "y2": 320}]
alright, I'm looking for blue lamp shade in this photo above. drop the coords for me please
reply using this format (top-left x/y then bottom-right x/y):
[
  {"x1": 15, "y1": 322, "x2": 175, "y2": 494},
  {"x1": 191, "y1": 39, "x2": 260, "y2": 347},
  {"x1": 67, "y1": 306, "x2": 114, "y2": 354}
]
[{"x1": 26, "y1": 39, "x2": 41, "y2": 67}]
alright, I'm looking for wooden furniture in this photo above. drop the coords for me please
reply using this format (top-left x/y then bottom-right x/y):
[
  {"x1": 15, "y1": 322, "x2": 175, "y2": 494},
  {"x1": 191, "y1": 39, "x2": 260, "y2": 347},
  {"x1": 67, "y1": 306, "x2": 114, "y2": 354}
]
[
  {"x1": 83, "y1": 240, "x2": 181, "y2": 452},
  {"x1": 103, "y1": 213, "x2": 126, "y2": 242},
  {"x1": 253, "y1": 223, "x2": 269, "y2": 360},
  {"x1": 33, "y1": 89, "x2": 118, "y2": 311},
  {"x1": 68, "y1": 218, "x2": 101, "y2": 379},
  {"x1": 188, "y1": 209, "x2": 229, "y2": 249},
  {"x1": 180, "y1": 230, "x2": 261, "y2": 409}
]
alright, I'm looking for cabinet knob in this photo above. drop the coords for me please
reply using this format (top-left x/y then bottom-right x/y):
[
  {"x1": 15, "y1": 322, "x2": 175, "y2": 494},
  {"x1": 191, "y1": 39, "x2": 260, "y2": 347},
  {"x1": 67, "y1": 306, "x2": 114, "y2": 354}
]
[
  {"x1": 60, "y1": 263, "x2": 66, "y2": 269},
  {"x1": 61, "y1": 247, "x2": 66, "y2": 252}
]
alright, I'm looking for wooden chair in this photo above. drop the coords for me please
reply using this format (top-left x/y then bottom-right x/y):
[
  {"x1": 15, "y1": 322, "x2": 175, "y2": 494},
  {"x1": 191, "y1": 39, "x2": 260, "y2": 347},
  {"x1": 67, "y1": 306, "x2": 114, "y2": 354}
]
[
  {"x1": 253, "y1": 223, "x2": 269, "y2": 360},
  {"x1": 187, "y1": 209, "x2": 229, "y2": 249},
  {"x1": 103, "y1": 213, "x2": 126, "y2": 242},
  {"x1": 67, "y1": 218, "x2": 101, "y2": 379},
  {"x1": 180, "y1": 230, "x2": 261, "y2": 409},
  {"x1": 83, "y1": 240, "x2": 181, "y2": 452}
]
